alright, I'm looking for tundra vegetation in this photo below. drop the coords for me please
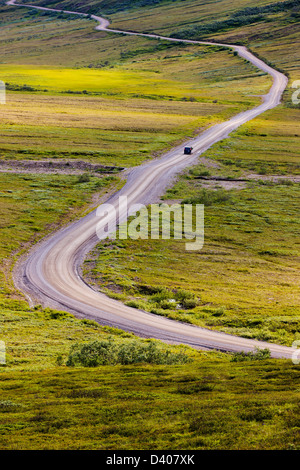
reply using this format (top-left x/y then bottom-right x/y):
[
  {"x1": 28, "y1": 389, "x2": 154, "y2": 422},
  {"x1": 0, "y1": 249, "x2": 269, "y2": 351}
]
[{"x1": 0, "y1": 0, "x2": 299, "y2": 450}]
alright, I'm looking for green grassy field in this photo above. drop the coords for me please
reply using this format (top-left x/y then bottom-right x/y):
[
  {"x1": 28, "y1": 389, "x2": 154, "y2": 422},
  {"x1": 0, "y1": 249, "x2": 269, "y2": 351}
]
[
  {"x1": 1, "y1": 352, "x2": 299, "y2": 450},
  {"x1": 0, "y1": 0, "x2": 272, "y2": 167},
  {"x1": 0, "y1": 0, "x2": 299, "y2": 450}
]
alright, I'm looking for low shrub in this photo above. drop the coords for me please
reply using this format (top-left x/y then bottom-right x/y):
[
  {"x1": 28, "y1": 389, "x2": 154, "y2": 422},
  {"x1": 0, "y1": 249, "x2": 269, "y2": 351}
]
[
  {"x1": 174, "y1": 288, "x2": 198, "y2": 309},
  {"x1": 147, "y1": 287, "x2": 198, "y2": 310},
  {"x1": 66, "y1": 338, "x2": 191, "y2": 367},
  {"x1": 180, "y1": 298, "x2": 197, "y2": 309},
  {"x1": 230, "y1": 347, "x2": 271, "y2": 362},
  {"x1": 182, "y1": 188, "x2": 231, "y2": 206},
  {"x1": 149, "y1": 287, "x2": 173, "y2": 303},
  {"x1": 159, "y1": 299, "x2": 177, "y2": 310},
  {"x1": 75, "y1": 173, "x2": 90, "y2": 184}
]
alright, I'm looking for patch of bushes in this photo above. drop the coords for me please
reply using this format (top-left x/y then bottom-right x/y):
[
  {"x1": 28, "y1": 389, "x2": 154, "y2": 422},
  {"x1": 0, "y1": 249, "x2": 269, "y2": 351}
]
[
  {"x1": 171, "y1": 0, "x2": 300, "y2": 40},
  {"x1": 75, "y1": 173, "x2": 90, "y2": 184},
  {"x1": 149, "y1": 287, "x2": 173, "y2": 304},
  {"x1": 230, "y1": 347, "x2": 271, "y2": 362},
  {"x1": 159, "y1": 299, "x2": 177, "y2": 310},
  {"x1": 189, "y1": 168, "x2": 211, "y2": 178},
  {"x1": 6, "y1": 82, "x2": 38, "y2": 92},
  {"x1": 125, "y1": 300, "x2": 149, "y2": 310},
  {"x1": 66, "y1": 338, "x2": 191, "y2": 367},
  {"x1": 44, "y1": 308, "x2": 73, "y2": 320},
  {"x1": 146, "y1": 286, "x2": 198, "y2": 310},
  {"x1": 182, "y1": 188, "x2": 231, "y2": 206},
  {"x1": 80, "y1": 319, "x2": 100, "y2": 328},
  {"x1": 175, "y1": 288, "x2": 198, "y2": 309}
]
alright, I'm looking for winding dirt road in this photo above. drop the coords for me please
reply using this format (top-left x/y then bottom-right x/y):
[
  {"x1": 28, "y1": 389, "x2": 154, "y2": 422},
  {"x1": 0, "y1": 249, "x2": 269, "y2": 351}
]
[{"x1": 6, "y1": 0, "x2": 295, "y2": 358}]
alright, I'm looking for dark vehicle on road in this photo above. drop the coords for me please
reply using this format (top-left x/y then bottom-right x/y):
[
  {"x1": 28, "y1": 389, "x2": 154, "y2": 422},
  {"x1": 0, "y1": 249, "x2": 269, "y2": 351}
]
[{"x1": 184, "y1": 146, "x2": 193, "y2": 154}]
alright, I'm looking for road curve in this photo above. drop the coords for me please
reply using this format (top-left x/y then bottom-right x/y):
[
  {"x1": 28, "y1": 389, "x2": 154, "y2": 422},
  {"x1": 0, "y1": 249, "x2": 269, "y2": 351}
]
[{"x1": 6, "y1": 0, "x2": 294, "y2": 359}]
